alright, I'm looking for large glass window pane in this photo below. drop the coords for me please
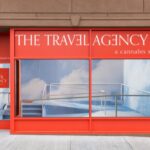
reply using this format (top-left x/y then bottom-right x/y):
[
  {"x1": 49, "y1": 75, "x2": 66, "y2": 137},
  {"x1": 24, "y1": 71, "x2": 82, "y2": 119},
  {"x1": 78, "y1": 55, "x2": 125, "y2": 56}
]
[
  {"x1": 0, "y1": 64, "x2": 10, "y2": 120},
  {"x1": 92, "y1": 60, "x2": 150, "y2": 117},
  {"x1": 21, "y1": 60, "x2": 89, "y2": 117},
  {"x1": 92, "y1": 60, "x2": 123, "y2": 117},
  {"x1": 123, "y1": 60, "x2": 150, "y2": 117}
]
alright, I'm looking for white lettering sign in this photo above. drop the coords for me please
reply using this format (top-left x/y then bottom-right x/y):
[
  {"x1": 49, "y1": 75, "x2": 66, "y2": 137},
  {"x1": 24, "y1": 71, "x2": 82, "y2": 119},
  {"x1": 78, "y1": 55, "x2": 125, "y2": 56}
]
[{"x1": 15, "y1": 33, "x2": 149, "y2": 47}]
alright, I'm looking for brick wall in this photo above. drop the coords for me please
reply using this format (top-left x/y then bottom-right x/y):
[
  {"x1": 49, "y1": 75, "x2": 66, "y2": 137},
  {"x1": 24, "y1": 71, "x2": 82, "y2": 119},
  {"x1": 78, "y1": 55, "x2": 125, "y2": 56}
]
[{"x1": 0, "y1": 0, "x2": 149, "y2": 27}]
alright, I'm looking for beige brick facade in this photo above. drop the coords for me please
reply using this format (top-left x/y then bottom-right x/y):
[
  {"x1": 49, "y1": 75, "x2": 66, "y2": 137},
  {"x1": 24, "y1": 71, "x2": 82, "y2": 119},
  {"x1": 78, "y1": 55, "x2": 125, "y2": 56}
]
[{"x1": 0, "y1": 0, "x2": 149, "y2": 27}]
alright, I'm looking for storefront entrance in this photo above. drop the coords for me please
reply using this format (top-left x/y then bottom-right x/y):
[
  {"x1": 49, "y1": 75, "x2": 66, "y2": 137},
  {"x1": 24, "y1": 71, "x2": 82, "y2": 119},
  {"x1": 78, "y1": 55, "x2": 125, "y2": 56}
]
[{"x1": 1, "y1": 28, "x2": 150, "y2": 134}]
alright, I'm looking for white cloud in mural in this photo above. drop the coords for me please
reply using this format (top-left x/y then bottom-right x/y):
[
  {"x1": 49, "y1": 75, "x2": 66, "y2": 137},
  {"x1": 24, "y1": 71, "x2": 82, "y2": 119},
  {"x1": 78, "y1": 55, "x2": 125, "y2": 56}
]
[
  {"x1": 93, "y1": 60, "x2": 123, "y2": 83},
  {"x1": 92, "y1": 60, "x2": 123, "y2": 95},
  {"x1": 21, "y1": 78, "x2": 46, "y2": 100},
  {"x1": 48, "y1": 60, "x2": 123, "y2": 99},
  {"x1": 124, "y1": 60, "x2": 150, "y2": 93},
  {"x1": 21, "y1": 60, "x2": 123, "y2": 100},
  {"x1": 50, "y1": 68, "x2": 88, "y2": 98},
  {"x1": 124, "y1": 60, "x2": 150, "y2": 110},
  {"x1": 60, "y1": 68, "x2": 88, "y2": 84}
]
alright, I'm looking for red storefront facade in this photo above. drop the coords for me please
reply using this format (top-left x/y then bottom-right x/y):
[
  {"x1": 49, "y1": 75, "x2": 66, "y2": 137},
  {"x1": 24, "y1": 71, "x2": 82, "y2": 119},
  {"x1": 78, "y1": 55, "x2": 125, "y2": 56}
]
[{"x1": 1, "y1": 28, "x2": 150, "y2": 134}]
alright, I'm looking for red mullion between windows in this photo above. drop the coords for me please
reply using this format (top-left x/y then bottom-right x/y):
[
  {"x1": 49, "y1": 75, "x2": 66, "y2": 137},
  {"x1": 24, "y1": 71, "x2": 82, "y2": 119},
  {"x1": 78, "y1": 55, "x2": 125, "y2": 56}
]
[
  {"x1": 10, "y1": 29, "x2": 15, "y2": 133},
  {"x1": 89, "y1": 29, "x2": 92, "y2": 130}
]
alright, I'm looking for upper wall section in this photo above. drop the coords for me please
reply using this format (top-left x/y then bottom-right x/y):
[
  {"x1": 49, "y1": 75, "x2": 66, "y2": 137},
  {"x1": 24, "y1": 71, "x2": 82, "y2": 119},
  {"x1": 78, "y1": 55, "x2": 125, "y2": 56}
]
[
  {"x1": 0, "y1": 0, "x2": 150, "y2": 27},
  {"x1": 72, "y1": 0, "x2": 143, "y2": 13},
  {"x1": 0, "y1": 0, "x2": 71, "y2": 13},
  {"x1": 0, "y1": 0, "x2": 143, "y2": 13}
]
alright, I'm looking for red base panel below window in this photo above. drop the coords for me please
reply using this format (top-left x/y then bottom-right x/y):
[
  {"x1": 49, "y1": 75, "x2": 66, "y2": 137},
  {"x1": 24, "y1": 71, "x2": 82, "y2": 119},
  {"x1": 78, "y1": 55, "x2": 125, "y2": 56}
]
[
  {"x1": 0, "y1": 121, "x2": 10, "y2": 129},
  {"x1": 9, "y1": 118, "x2": 150, "y2": 134}
]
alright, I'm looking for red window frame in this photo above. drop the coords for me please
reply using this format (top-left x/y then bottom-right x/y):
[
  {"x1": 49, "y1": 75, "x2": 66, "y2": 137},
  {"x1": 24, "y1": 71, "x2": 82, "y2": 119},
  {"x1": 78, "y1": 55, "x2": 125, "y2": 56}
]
[{"x1": 10, "y1": 28, "x2": 150, "y2": 134}]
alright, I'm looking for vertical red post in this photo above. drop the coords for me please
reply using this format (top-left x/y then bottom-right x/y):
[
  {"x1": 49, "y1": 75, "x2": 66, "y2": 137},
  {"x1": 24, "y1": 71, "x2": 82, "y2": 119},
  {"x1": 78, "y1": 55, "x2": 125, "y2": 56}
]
[
  {"x1": 18, "y1": 60, "x2": 21, "y2": 117},
  {"x1": 89, "y1": 29, "x2": 92, "y2": 131},
  {"x1": 10, "y1": 29, "x2": 15, "y2": 133}
]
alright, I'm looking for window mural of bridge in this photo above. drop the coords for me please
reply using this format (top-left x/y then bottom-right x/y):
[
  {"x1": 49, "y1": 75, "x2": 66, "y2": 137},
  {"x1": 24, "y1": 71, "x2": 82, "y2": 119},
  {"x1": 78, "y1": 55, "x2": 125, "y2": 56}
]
[{"x1": 16, "y1": 60, "x2": 150, "y2": 118}]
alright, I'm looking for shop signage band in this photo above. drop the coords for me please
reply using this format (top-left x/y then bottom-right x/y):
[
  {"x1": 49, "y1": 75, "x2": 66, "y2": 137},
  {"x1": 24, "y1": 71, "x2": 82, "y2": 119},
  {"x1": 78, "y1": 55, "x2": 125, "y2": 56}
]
[
  {"x1": 15, "y1": 33, "x2": 148, "y2": 47},
  {"x1": 14, "y1": 30, "x2": 150, "y2": 58}
]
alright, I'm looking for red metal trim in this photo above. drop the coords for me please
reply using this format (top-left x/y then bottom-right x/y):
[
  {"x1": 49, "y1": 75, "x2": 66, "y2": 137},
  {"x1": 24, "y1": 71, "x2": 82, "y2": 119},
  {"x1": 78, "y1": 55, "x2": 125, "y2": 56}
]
[
  {"x1": 14, "y1": 117, "x2": 150, "y2": 121},
  {"x1": 10, "y1": 29, "x2": 15, "y2": 133},
  {"x1": 0, "y1": 120, "x2": 10, "y2": 129},
  {"x1": 14, "y1": 57, "x2": 90, "y2": 60},
  {"x1": 89, "y1": 29, "x2": 92, "y2": 130},
  {"x1": 12, "y1": 118, "x2": 150, "y2": 134},
  {"x1": 18, "y1": 60, "x2": 21, "y2": 117}
]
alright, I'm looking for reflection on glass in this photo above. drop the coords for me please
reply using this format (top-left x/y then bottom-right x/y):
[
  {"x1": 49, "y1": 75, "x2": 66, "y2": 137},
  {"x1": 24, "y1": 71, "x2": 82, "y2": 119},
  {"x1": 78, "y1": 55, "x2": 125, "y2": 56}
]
[
  {"x1": 92, "y1": 60, "x2": 150, "y2": 117},
  {"x1": 0, "y1": 64, "x2": 10, "y2": 120},
  {"x1": 21, "y1": 60, "x2": 89, "y2": 117}
]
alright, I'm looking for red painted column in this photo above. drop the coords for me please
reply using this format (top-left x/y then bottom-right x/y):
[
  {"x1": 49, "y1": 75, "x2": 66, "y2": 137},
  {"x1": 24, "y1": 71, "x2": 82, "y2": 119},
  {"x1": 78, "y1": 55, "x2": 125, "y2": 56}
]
[{"x1": 10, "y1": 29, "x2": 15, "y2": 133}]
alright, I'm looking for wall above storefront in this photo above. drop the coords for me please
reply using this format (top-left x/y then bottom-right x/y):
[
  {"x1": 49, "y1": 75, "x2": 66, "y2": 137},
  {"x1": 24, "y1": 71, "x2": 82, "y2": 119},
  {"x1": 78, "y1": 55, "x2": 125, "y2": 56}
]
[{"x1": 0, "y1": 0, "x2": 150, "y2": 27}]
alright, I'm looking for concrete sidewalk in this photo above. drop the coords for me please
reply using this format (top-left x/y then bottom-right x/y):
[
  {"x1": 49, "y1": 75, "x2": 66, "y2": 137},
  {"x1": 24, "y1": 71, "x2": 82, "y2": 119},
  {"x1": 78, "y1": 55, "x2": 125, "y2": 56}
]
[{"x1": 0, "y1": 130, "x2": 150, "y2": 150}]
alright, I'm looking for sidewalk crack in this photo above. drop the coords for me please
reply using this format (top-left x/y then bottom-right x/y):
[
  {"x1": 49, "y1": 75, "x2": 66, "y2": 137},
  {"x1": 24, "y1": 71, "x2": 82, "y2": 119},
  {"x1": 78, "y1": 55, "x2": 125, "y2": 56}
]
[{"x1": 123, "y1": 137, "x2": 134, "y2": 150}]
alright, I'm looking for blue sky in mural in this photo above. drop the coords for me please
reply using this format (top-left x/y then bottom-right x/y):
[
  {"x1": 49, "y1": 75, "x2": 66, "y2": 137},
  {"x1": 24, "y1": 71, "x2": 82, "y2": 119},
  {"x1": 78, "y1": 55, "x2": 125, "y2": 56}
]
[
  {"x1": 21, "y1": 59, "x2": 150, "y2": 97},
  {"x1": 21, "y1": 60, "x2": 125, "y2": 100},
  {"x1": 21, "y1": 60, "x2": 89, "y2": 99},
  {"x1": 21, "y1": 60, "x2": 88, "y2": 84}
]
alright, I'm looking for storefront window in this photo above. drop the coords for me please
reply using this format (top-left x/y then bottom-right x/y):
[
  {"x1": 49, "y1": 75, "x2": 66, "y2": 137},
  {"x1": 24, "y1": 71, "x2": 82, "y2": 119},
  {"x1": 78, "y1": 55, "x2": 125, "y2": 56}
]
[
  {"x1": 92, "y1": 60, "x2": 150, "y2": 117},
  {"x1": 0, "y1": 64, "x2": 10, "y2": 120},
  {"x1": 20, "y1": 60, "x2": 89, "y2": 117}
]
